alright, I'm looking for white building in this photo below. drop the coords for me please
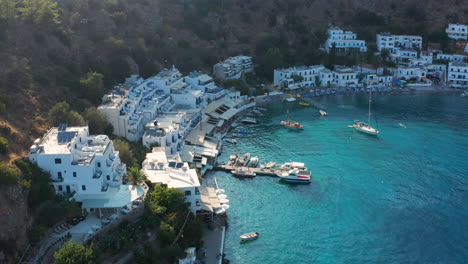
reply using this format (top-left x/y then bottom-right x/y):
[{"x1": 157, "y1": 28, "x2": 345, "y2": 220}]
[
  {"x1": 425, "y1": 64, "x2": 447, "y2": 81},
  {"x1": 273, "y1": 65, "x2": 325, "y2": 89},
  {"x1": 377, "y1": 33, "x2": 423, "y2": 52},
  {"x1": 99, "y1": 67, "x2": 211, "y2": 142},
  {"x1": 331, "y1": 66, "x2": 359, "y2": 87},
  {"x1": 420, "y1": 51, "x2": 433, "y2": 64},
  {"x1": 29, "y1": 125, "x2": 146, "y2": 212},
  {"x1": 364, "y1": 74, "x2": 393, "y2": 87},
  {"x1": 319, "y1": 69, "x2": 334, "y2": 87},
  {"x1": 141, "y1": 147, "x2": 202, "y2": 214},
  {"x1": 213, "y1": 55, "x2": 253, "y2": 80},
  {"x1": 98, "y1": 77, "x2": 174, "y2": 142},
  {"x1": 325, "y1": 26, "x2": 367, "y2": 53},
  {"x1": 142, "y1": 112, "x2": 192, "y2": 154},
  {"x1": 394, "y1": 66, "x2": 428, "y2": 81},
  {"x1": 390, "y1": 49, "x2": 418, "y2": 63},
  {"x1": 445, "y1": 24, "x2": 468, "y2": 40},
  {"x1": 436, "y1": 53, "x2": 467, "y2": 63},
  {"x1": 448, "y1": 62, "x2": 468, "y2": 88}
]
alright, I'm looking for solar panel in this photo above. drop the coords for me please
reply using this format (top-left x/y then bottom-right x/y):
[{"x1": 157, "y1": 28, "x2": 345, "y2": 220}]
[
  {"x1": 168, "y1": 161, "x2": 176, "y2": 168},
  {"x1": 58, "y1": 123, "x2": 68, "y2": 131},
  {"x1": 176, "y1": 163, "x2": 184, "y2": 168},
  {"x1": 57, "y1": 131, "x2": 77, "y2": 144}
]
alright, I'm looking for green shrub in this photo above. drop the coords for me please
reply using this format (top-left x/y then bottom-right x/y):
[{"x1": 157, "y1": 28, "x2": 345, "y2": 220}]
[
  {"x1": 0, "y1": 136, "x2": 9, "y2": 154},
  {"x1": 54, "y1": 241, "x2": 96, "y2": 264},
  {"x1": 0, "y1": 162, "x2": 18, "y2": 185}
]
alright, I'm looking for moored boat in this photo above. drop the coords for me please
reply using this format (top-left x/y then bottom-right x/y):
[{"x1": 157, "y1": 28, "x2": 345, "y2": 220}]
[
  {"x1": 265, "y1": 161, "x2": 276, "y2": 169},
  {"x1": 277, "y1": 169, "x2": 311, "y2": 183},
  {"x1": 279, "y1": 161, "x2": 307, "y2": 171},
  {"x1": 229, "y1": 154, "x2": 238, "y2": 165},
  {"x1": 299, "y1": 101, "x2": 310, "y2": 107},
  {"x1": 237, "y1": 153, "x2": 251, "y2": 166},
  {"x1": 241, "y1": 117, "x2": 257, "y2": 124},
  {"x1": 240, "y1": 232, "x2": 259, "y2": 242},
  {"x1": 248, "y1": 156, "x2": 259, "y2": 167},
  {"x1": 231, "y1": 169, "x2": 256, "y2": 178},
  {"x1": 225, "y1": 138, "x2": 237, "y2": 144}
]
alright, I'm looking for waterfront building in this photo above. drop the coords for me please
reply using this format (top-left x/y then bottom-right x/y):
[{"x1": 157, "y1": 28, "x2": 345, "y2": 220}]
[
  {"x1": 376, "y1": 33, "x2": 423, "y2": 52},
  {"x1": 364, "y1": 74, "x2": 393, "y2": 87},
  {"x1": 445, "y1": 24, "x2": 468, "y2": 40},
  {"x1": 29, "y1": 125, "x2": 146, "y2": 213},
  {"x1": 319, "y1": 69, "x2": 334, "y2": 87},
  {"x1": 436, "y1": 53, "x2": 467, "y2": 63},
  {"x1": 325, "y1": 26, "x2": 367, "y2": 53},
  {"x1": 273, "y1": 65, "x2": 325, "y2": 89},
  {"x1": 213, "y1": 56, "x2": 253, "y2": 80},
  {"x1": 425, "y1": 64, "x2": 447, "y2": 81},
  {"x1": 142, "y1": 147, "x2": 202, "y2": 214},
  {"x1": 394, "y1": 66, "x2": 428, "y2": 82},
  {"x1": 447, "y1": 62, "x2": 468, "y2": 88},
  {"x1": 331, "y1": 66, "x2": 359, "y2": 87}
]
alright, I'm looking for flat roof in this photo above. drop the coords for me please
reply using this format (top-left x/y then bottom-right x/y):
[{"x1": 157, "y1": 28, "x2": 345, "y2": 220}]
[
  {"x1": 37, "y1": 126, "x2": 88, "y2": 155},
  {"x1": 76, "y1": 185, "x2": 146, "y2": 209}
]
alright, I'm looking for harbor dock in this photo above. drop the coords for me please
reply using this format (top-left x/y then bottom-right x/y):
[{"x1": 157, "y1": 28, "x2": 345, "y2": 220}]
[{"x1": 214, "y1": 164, "x2": 280, "y2": 177}]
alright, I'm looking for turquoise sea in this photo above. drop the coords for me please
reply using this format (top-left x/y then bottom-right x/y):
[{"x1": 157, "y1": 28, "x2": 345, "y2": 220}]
[{"x1": 206, "y1": 92, "x2": 468, "y2": 264}]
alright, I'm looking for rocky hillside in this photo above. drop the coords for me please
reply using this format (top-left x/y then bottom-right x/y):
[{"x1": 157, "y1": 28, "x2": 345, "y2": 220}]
[{"x1": 0, "y1": 0, "x2": 466, "y2": 262}]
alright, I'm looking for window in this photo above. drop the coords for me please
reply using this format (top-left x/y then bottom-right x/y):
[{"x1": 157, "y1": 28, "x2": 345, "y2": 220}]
[
  {"x1": 106, "y1": 175, "x2": 110, "y2": 180},
  {"x1": 54, "y1": 158, "x2": 62, "y2": 164},
  {"x1": 73, "y1": 172, "x2": 77, "y2": 177},
  {"x1": 82, "y1": 185, "x2": 86, "y2": 191},
  {"x1": 185, "y1": 190, "x2": 191, "y2": 196},
  {"x1": 58, "y1": 172, "x2": 62, "y2": 178},
  {"x1": 97, "y1": 162, "x2": 101, "y2": 168},
  {"x1": 58, "y1": 185, "x2": 63, "y2": 191}
]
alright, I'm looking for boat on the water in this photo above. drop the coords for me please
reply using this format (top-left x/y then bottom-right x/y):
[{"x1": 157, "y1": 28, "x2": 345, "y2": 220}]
[
  {"x1": 353, "y1": 120, "x2": 380, "y2": 136},
  {"x1": 319, "y1": 110, "x2": 327, "y2": 116},
  {"x1": 232, "y1": 169, "x2": 256, "y2": 178},
  {"x1": 299, "y1": 101, "x2": 310, "y2": 107},
  {"x1": 266, "y1": 161, "x2": 276, "y2": 168},
  {"x1": 229, "y1": 154, "x2": 238, "y2": 165},
  {"x1": 240, "y1": 232, "x2": 259, "y2": 242},
  {"x1": 353, "y1": 87, "x2": 380, "y2": 136},
  {"x1": 279, "y1": 161, "x2": 307, "y2": 171},
  {"x1": 284, "y1": 97, "x2": 296, "y2": 102},
  {"x1": 225, "y1": 138, "x2": 237, "y2": 144},
  {"x1": 241, "y1": 117, "x2": 258, "y2": 124},
  {"x1": 249, "y1": 156, "x2": 259, "y2": 167},
  {"x1": 461, "y1": 91, "x2": 468, "y2": 97},
  {"x1": 237, "y1": 153, "x2": 251, "y2": 166},
  {"x1": 277, "y1": 169, "x2": 311, "y2": 183},
  {"x1": 281, "y1": 110, "x2": 304, "y2": 130}
]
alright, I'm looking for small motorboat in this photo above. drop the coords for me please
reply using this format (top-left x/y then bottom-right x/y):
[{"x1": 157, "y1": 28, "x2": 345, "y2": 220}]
[
  {"x1": 229, "y1": 154, "x2": 238, "y2": 165},
  {"x1": 277, "y1": 169, "x2": 311, "y2": 183},
  {"x1": 299, "y1": 101, "x2": 310, "y2": 107},
  {"x1": 319, "y1": 110, "x2": 327, "y2": 116},
  {"x1": 240, "y1": 232, "x2": 259, "y2": 242},
  {"x1": 248, "y1": 156, "x2": 259, "y2": 167},
  {"x1": 225, "y1": 138, "x2": 237, "y2": 144},
  {"x1": 231, "y1": 169, "x2": 256, "y2": 178},
  {"x1": 279, "y1": 161, "x2": 307, "y2": 171},
  {"x1": 461, "y1": 91, "x2": 468, "y2": 97},
  {"x1": 265, "y1": 161, "x2": 276, "y2": 168},
  {"x1": 241, "y1": 117, "x2": 257, "y2": 124},
  {"x1": 237, "y1": 153, "x2": 251, "y2": 166}
]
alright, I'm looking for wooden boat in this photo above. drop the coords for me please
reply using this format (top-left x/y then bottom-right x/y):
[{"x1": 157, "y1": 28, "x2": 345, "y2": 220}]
[
  {"x1": 240, "y1": 232, "x2": 259, "y2": 242},
  {"x1": 281, "y1": 109, "x2": 304, "y2": 130}
]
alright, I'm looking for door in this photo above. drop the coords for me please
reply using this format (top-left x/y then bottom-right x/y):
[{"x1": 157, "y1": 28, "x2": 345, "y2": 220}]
[{"x1": 66, "y1": 185, "x2": 71, "y2": 193}]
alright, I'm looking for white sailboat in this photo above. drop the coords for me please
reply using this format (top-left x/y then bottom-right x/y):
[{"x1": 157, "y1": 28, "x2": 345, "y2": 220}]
[{"x1": 353, "y1": 88, "x2": 380, "y2": 136}]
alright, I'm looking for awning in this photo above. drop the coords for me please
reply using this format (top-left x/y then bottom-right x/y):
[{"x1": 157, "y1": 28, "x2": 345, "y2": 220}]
[{"x1": 74, "y1": 185, "x2": 146, "y2": 209}]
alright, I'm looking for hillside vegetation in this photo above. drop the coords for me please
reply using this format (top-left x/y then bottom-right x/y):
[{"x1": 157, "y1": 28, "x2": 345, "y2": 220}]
[{"x1": 0, "y1": 0, "x2": 466, "y2": 262}]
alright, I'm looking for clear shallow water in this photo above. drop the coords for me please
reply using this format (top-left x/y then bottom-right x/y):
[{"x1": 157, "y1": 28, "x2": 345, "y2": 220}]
[{"x1": 206, "y1": 93, "x2": 468, "y2": 264}]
